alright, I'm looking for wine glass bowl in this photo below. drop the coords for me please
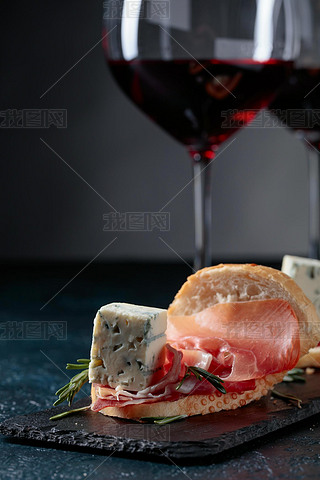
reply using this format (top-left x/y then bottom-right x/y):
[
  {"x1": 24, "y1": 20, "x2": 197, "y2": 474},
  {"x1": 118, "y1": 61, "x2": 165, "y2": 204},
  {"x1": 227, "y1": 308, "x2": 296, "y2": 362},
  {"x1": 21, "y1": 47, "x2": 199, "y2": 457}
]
[
  {"x1": 103, "y1": 0, "x2": 303, "y2": 269},
  {"x1": 107, "y1": 59, "x2": 290, "y2": 153},
  {"x1": 270, "y1": 0, "x2": 320, "y2": 259},
  {"x1": 271, "y1": 69, "x2": 320, "y2": 146}
]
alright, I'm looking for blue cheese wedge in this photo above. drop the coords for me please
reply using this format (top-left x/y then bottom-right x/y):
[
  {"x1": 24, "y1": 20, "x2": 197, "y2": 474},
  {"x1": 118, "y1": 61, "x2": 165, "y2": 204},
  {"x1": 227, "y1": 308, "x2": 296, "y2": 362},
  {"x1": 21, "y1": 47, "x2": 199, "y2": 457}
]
[
  {"x1": 282, "y1": 255, "x2": 320, "y2": 317},
  {"x1": 89, "y1": 303, "x2": 167, "y2": 391}
]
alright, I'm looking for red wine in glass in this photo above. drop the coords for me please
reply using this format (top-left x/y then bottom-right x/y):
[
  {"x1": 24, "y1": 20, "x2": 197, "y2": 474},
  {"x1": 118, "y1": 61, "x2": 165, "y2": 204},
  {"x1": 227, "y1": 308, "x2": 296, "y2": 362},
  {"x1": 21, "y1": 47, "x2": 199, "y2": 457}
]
[
  {"x1": 270, "y1": 68, "x2": 320, "y2": 145},
  {"x1": 109, "y1": 59, "x2": 289, "y2": 151},
  {"x1": 270, "y1": 69, "x2": 320, "y2": 258}
]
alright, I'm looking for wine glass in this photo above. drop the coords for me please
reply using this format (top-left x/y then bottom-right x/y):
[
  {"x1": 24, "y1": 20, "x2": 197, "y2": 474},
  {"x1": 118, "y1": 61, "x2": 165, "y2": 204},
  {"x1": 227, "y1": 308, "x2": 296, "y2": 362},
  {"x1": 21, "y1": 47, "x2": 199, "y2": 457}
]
[
  {"x1": 270, "y1": 0, "x2": 320, "y2": 259},
  {"x1": 102, "y1": 0, "x2": 301, "y2": 270}
]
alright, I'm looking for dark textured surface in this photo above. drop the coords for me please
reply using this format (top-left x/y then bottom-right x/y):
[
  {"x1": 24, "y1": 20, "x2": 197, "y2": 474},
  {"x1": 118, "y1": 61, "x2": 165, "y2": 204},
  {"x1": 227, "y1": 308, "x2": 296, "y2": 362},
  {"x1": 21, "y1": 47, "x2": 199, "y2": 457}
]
[
  {"x1": 1, "y1": 263, "x2": 320, "y2": 479},
  {"x1": 1, "y1": 373, "x2": 320, "y2": 464}
]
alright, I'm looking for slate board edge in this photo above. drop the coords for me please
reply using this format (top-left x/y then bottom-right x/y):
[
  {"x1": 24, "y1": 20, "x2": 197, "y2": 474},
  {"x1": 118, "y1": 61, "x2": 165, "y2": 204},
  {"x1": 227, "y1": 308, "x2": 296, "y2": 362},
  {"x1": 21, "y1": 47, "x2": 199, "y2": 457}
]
[{"x1": 1, "y1": 398, "x2": 320, "y2": 464}]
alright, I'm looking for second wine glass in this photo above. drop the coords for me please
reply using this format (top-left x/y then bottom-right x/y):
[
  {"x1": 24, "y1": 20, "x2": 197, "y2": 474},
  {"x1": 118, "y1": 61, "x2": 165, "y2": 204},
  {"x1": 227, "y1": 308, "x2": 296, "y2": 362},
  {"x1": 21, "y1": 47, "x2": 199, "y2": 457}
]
[{"x1": 270, "y1": 0, "x2": 320, "y2": 259}]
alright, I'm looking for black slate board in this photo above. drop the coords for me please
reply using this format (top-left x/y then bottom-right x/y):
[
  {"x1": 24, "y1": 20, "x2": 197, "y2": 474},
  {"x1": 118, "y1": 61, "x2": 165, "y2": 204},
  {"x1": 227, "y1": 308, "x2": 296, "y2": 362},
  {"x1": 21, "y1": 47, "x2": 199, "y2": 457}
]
[{"x1": 1, "y1": 372, "x2": 320, "y2": 464}]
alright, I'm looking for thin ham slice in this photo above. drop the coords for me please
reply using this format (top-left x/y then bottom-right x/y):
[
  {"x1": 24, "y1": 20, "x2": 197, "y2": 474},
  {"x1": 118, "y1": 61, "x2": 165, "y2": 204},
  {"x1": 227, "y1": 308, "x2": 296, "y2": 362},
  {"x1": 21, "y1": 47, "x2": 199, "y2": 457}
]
[
  {"x1": 92, "y1": 390, "x2": 182, "y2": 410},
  {"x1": 167, "y1": 299, "x2": 300, "y2": 382},
  {"x1": 180, "y1": 349, "x2": 213, "y2": 370},
  {"x1": 145, "y1": 344, "x2": 182, "y2": 394},
  {"x1": 177, "y1": 376, "x2": 256, "y2": 395}
]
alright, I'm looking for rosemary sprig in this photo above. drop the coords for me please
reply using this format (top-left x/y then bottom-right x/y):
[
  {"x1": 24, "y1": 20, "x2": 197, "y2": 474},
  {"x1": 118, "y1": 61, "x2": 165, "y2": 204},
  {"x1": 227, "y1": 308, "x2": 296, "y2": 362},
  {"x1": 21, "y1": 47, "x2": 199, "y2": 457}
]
[
  {"x1": 65, "y1": 360, "x2": 90, "y2": 370},
  {"x1": 282, "y1": 368, "x2": 305, "y2": 383},
  {"x1": 176, "y1": 373, "x2": 191, "y2": 391},
  {"x1": 271, "y1": 389, "x2": 303, "y2": 409},
  {"x1": 53, "y1": 358, "x2": 91, "y2": 407},
  {"x1": 141, "y1": 415, "x2": 188, "y2": 425},
  {"x1": 176, "y1": 366, "x2": 226, "y2": 394},
  {"x1": 50, "y1": 406, "x2": 90, "y2": 421}
]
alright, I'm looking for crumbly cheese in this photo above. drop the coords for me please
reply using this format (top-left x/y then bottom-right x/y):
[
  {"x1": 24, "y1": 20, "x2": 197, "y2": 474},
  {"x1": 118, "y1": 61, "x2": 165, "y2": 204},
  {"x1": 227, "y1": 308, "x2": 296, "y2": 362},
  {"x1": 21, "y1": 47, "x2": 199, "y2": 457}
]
[
  {"x1": 282, "y1": 255, "x2": 320, "y2": 317},
  {"x1": 89, "y1": 303, "x2": 167, "y2": 391}
]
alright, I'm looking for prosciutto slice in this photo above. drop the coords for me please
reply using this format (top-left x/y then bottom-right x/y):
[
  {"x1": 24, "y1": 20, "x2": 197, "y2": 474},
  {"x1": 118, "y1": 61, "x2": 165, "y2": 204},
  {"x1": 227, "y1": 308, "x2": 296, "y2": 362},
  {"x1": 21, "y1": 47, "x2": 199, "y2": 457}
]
[
  {"x1": 167, "y1": 299, "x2": 300, "y2": 382},
  {"x1": 92, "y1": 386, "x2": 182, "y2": 410}
]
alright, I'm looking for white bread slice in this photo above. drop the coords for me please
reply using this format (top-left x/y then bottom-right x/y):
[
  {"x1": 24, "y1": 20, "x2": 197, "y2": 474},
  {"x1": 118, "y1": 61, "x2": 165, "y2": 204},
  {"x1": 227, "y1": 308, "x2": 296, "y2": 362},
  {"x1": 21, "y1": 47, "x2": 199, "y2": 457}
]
[{"x1": 93, "y1": 264, "x2": 320, "y2": 419}]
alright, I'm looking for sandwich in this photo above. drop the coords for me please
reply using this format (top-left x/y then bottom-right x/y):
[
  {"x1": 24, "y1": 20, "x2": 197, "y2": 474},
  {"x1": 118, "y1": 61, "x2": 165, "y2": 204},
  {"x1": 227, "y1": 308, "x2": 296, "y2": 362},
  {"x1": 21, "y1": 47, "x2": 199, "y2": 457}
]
[{"x1": 88, "y1": 264, "x2": 320, "y2": 420}]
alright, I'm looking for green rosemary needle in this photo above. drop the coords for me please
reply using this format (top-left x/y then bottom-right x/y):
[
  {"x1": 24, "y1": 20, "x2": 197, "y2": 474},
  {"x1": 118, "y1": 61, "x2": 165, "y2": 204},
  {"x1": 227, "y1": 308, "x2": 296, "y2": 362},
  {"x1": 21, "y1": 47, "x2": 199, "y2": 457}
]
[
  {"x1": 176, "y1": 366, "x2": 226, "y2": 394},
  {"x1": 282, "y1": 368, "x2": 306, "y2": 383},
  {"x1": 141, "y1": 415, "x2": 188, "y2": 425},
  {"x1": 53, "y1": 358, "x2": 91, "y2": 407},
  {"x1": 50, "y1": 406, "x2": 90, "y2": 421}
]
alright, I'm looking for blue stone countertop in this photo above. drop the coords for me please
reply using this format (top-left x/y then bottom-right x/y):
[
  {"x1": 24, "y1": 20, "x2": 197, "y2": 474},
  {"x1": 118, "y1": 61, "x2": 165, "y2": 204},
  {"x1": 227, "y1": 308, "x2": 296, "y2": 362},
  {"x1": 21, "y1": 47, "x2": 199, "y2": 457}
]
[{"x1": 1, "y1": 263, "x2": 320, "y2": 480}]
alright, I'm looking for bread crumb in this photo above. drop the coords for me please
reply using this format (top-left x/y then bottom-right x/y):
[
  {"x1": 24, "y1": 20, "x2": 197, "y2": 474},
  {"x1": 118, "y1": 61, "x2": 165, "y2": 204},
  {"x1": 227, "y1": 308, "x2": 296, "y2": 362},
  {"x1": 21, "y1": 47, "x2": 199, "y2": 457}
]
[{"x1": 306, "y1": 367, "x2": 315, "y2": 375}]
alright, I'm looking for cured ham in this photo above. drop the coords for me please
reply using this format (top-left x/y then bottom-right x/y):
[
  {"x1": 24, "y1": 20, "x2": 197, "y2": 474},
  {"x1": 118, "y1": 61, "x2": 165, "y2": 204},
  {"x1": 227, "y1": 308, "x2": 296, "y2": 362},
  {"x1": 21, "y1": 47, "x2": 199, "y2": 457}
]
[
  {"x1": 91, "y1": 387, "x2": 182, "y2": 410},
  {"x1": 167, "y1": 299, "x2": 300, "y2": 382},
  {"x1": 180, "y1": 349, "x2": 213, "y2": 370},
  {"x1": 176, "y1": 375, "x2": 256, "y2": 395}
]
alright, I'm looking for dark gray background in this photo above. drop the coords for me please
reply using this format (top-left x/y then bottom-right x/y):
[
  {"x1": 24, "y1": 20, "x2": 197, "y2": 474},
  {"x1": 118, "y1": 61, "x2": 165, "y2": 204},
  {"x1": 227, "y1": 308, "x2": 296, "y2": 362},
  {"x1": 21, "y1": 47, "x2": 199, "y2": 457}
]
[{"x1": 0, "y1": 1, "x2": 308, "y2": 263}]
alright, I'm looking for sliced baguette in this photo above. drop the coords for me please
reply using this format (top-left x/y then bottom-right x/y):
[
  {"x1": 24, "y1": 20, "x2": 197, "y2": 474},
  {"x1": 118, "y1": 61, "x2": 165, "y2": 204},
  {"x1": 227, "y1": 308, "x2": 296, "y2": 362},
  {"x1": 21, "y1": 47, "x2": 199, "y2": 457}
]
[{"x1": 93, "y1": 264, "x2": 320, "y2": 419}]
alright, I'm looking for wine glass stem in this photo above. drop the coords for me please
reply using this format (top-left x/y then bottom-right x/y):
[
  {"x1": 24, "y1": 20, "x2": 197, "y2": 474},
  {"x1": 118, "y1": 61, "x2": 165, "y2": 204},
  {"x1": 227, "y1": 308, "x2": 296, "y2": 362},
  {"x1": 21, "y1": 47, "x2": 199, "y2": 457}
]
[
  {"x1": 191, "y1": 152, "x2": 213, "y2": 270},
  {"x1": 307, "y1": 145, "x2": 320, "y2": 259}
]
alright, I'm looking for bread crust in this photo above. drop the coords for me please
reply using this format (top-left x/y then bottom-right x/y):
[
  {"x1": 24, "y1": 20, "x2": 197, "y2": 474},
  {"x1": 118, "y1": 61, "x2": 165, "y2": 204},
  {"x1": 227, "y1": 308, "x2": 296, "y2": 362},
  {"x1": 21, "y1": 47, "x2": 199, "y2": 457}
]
[{"x1": 92, "y1": 264, "x2": 320, "y2": 419}]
